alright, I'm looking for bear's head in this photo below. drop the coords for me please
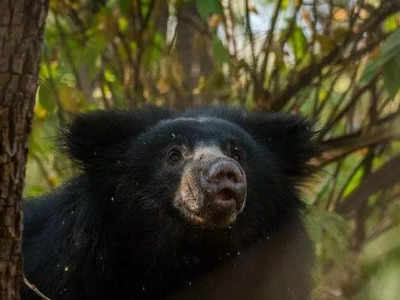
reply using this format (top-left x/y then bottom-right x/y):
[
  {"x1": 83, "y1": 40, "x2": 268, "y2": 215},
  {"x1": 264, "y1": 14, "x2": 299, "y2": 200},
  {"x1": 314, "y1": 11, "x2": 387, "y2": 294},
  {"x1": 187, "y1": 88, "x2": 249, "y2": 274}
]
[{"x1": 62, "y1": 107, "x2": 317, "y2": 251}]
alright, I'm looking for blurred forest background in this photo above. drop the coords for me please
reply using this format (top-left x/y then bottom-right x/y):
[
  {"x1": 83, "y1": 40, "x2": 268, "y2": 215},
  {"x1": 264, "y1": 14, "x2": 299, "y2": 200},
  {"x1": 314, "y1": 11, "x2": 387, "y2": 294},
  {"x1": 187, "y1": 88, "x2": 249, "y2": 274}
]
[{"x1": 24, "y1": 0, "x2": 400, "y2": 299}]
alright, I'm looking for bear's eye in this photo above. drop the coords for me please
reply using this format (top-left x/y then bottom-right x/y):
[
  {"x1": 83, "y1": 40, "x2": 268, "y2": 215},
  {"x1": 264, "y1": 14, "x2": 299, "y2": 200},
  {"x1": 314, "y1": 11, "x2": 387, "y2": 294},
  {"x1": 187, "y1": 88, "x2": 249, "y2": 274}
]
[
  {"x1": 167, "y1": 148, "x2": 183, "y2": 165},
  {"x1": 230, "y1": 145, "x2": 243, "y2": 162}
]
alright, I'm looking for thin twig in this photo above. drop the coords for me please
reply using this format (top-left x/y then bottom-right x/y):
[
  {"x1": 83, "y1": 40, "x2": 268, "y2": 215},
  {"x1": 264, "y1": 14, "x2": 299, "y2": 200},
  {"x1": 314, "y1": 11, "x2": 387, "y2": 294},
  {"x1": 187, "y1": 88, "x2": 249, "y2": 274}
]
[
  {"x1": 259, "y1": 0, "x2": 283, "y2": 85},
  {"x1": 24, "y1": 275, "x2": 51, "y2": 300}
]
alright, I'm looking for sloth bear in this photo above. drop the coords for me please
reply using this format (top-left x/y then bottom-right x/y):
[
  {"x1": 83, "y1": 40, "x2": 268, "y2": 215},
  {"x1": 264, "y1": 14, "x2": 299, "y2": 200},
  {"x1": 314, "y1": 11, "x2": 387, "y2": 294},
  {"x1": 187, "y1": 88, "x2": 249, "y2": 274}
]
[{"x1": 23, "y1": 107, "x2": 317, "y2": 300}]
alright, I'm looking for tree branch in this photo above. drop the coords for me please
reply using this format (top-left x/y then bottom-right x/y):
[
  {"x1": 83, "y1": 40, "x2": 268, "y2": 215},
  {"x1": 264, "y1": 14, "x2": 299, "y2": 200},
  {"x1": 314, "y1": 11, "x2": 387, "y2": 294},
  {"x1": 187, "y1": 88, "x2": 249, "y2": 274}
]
[
  {"x1": 270, "y1": 1, "x2": 400, "y2": 110},
  {"x1": 336, "y1": 154, "x2": 400, "y2": 217}
]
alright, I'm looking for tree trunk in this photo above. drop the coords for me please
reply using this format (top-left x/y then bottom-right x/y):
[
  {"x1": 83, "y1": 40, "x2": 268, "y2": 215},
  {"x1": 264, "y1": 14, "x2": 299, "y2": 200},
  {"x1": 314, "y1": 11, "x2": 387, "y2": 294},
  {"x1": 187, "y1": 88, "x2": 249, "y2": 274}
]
[
  {"x1": 0, "y1": 1, "x2": 49, "y2": 299},
  {"x1": 176, "y1": 2, "x2": 214, "y2": 109}
]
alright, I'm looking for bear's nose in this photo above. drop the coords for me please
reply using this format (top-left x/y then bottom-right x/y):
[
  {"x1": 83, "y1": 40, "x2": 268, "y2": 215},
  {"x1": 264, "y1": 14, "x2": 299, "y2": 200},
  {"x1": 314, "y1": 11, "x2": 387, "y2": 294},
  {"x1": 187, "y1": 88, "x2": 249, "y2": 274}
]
[
  {"x1": 201, "y1": 159, "x2": 247, "y2": 212},
  {"x1": 206, "y1": 159, "x2": 244, "y2": 185}
]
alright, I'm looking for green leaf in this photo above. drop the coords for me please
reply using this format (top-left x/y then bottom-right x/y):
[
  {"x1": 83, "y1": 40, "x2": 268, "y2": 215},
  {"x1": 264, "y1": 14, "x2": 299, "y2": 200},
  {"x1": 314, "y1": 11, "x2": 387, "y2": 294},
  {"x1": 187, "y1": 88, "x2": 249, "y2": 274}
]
[
  {"x1": 289, "y1": 27, "x2": 308, "y2": 61},
  {"x1": 360, "y1": 60, "x2": 382, "y2": 86},
  {"x1": 196, "y1": 0, "x2": 222, "y2": 19},
  {"x1": 212, "y1": 36, "x2": 230, "y2": 64},
  {"x1": 383, "y1": 14, "x2": 400, "y2": 33},
  {"x1": 24, "y1": 185, "x2": 47, "y2": 197},
  {"x1": 118, "y1": 17, "x2": 129, "y2": 32},
  {"x1": 343, "y1": 167, "x2": 364, "y2": 197},
  {"x1": 383, "y1": 55, "x2": 400, "y2": 97},
  {"x1": 118, "y1": 0, "x2": 131, "y2": 13},
  {"x1": 104, "y1": 69, "x2": 116, "y2": 82},
  {"x1": 360, "y1": 29, "x2": 400, "y2": 86},
  {"x1": 143, "y1": 32, "x2": 164, "y2": 65},
  {"x1": 382, "y1": 28, "x2": 400, "y2": 54},
  {"x1": 282, "y1": 0, "x2": 290, "y2": 9},
  {"x1": 38, "y1": 81, "x2": 56, "y2": 112}
]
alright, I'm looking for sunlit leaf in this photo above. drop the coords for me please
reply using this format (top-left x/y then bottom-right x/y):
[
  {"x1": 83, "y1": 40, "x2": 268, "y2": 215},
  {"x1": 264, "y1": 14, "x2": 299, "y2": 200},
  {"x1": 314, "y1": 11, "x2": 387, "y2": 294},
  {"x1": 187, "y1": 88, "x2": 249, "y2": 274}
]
[
  {"x1": 383, "y1": 14, "x2": 400, "y2": 33},
  {"x1": 59, "y1": 86, "x2": 85, "y2": 112},
  {"x1": 333, "y1": 8, "x2": 349, "y2": 22},
  {"x1": 289, "y1": 27, "x2": 308, "y2": 61},
  {"x1": 193, "y1": 76, "x2": 206, "y2": 95},
  {"x1": 343, "y1": 167, "x2": 364, "y2": 197},
  {"x1": 38, "y1": 81, "x2": 56, "y2": 112},
  {"x1": 104, "y1": 69, "x2": 116, "y2": 82},
  {"x1": 334, "y1": 74, "x2": 351, "y2": 93},
  {"x1": 34, "y1": 103, "x2": 48, "y2": 120},
  {"x1": 24, "y1": 185, "x2": 48, "y2": 197},
  {"x1": 208, "y1": 14, "x2": 222, "y2": 29},
  {"x1": 118, "y1": 17, "x2": 129, "y2": 32}
]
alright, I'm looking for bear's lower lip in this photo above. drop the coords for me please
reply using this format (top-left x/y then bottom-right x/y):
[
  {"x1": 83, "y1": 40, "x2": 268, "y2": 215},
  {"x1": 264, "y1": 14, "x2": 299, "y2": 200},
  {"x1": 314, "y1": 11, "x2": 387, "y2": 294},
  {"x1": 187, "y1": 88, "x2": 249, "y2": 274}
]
[
  {"x1": 213, "y1": 198, "x2": 236, "y2": 210},
  {"x1": 188, "y1": 212, "x2": 237, "y2": 229},
  {"x1": 181, "y1": 205, "x2": 238, "y2": 229},
  {"x1": 175, "y1": 198, "x2": 238, "y2": 229}
]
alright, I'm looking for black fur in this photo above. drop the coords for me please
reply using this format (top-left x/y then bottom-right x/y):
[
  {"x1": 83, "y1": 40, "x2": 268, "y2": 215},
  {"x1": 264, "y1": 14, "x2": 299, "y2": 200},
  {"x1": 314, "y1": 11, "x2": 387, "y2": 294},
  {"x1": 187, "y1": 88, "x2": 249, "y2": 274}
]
[{"x1": 23, "y1": 107, "x2": 317, "y2": 300}]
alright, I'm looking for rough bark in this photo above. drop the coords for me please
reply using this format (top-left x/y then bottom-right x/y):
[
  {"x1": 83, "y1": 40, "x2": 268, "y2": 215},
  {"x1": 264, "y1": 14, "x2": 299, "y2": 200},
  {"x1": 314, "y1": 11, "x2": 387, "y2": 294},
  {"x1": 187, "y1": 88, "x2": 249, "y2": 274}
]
[{"x1": 0, "y1": 1, "x2": 49, "y2": 299}]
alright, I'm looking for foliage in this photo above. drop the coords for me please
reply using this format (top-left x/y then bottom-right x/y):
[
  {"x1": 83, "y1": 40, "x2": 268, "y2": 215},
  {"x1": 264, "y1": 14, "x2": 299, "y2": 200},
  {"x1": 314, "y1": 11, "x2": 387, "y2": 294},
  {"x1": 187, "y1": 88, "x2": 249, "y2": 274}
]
[{"x1": 25, "y1": 0, "x2": 400, "y2": 299}]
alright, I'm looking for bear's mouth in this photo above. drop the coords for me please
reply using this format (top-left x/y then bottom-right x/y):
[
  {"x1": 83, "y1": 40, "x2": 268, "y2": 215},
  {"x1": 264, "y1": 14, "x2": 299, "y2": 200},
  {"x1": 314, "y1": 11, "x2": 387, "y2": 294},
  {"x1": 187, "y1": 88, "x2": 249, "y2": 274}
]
[
  {"x1": 174, "y1": 181, "x2": 246, "y2": 229},
  {"x1": 175, "y1": 197, "x2": 240, "y2": 229}
]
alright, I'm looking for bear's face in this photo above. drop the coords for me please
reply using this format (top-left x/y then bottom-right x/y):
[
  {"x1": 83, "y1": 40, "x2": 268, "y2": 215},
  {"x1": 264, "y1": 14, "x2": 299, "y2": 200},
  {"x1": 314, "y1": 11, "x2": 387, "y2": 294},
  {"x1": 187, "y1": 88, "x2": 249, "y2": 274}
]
[
  {"x1": 121, "y1": 117, "x2": 260, "y2": 229},
  {"x1": 62, "y1": 107, "x2": 316, "y2": 248}
]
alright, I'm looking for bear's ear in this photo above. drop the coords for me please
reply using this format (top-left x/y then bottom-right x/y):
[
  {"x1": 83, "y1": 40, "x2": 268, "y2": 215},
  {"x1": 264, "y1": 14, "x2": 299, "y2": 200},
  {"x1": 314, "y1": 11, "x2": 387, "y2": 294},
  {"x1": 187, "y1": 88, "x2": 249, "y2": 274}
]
[
  {"x1": 227, "y1": 110, "x2": 318, "y2": 179},
  {"x1": 61, "y1": 107, "x2": 174, "y2": 170}
]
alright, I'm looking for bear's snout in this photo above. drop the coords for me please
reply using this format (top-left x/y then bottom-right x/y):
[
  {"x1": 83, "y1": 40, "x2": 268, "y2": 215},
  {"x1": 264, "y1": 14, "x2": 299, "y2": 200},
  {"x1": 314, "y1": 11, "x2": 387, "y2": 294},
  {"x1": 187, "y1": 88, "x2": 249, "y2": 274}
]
[
  {"x1": 200, "y1": 158, "x2": 247, "y2": 218},
  {"x1": 174, "y1": 151, "x2": 247, "y2": 229}
]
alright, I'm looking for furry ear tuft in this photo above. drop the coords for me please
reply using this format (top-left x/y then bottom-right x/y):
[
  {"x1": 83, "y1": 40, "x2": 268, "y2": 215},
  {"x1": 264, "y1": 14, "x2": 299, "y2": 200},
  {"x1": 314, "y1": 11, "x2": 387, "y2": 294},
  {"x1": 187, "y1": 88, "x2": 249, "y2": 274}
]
[
  {"x1": 241, "y1": 112, "x2": 319, "y2": 179},
  {"x1": 60, "y1": 108, "x2": 174, "y2": 170},
  {"x1": 194, "y1": 108, "x2": 319, "y2": 179}
]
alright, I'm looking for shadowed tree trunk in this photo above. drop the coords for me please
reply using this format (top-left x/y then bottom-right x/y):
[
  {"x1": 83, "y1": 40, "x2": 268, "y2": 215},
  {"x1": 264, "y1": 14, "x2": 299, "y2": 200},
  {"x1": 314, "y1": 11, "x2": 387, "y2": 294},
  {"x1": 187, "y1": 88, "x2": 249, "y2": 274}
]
[
  {"x1": 176, "y1": 2, "x2": 214, "y2": 109},
  {"x1": 0, "y1": 1, "x2": 49, "y2": 299}
]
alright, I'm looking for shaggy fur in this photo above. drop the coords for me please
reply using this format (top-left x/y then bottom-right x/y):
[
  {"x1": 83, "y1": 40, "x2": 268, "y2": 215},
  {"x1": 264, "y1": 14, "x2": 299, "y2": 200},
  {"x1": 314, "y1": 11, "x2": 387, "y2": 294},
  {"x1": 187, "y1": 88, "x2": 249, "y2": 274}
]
[{"x1": 23, "y1": 107, "x2": 317, "y2": 300}]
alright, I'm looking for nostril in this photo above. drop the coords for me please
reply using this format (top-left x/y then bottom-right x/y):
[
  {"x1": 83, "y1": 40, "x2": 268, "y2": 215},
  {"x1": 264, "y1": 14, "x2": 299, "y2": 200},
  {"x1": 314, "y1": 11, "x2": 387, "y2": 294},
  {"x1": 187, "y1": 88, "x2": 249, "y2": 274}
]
[
  {"x1": 206, "y1": 161, "x2": 243, "y2": 185},
  {"x1": 226, "y1": 171, "x2": 239, "y2": 183},
  {"x1": 214, "y1": 170, "x2": 226, "y2": 182}
]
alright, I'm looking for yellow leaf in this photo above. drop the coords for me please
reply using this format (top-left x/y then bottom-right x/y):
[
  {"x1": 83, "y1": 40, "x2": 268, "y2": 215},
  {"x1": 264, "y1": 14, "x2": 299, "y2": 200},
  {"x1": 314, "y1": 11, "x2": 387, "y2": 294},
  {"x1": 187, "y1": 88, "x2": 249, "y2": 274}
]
[
  {"x1": 208, "y1": 15, "x2": 222, "y2": 29},
  {"x1": 193, "y1": 77, "x2": 206, "y2": 95},
  {"x1": 334, "y1": 8, "x2": 348, "y2": 22},
  {"x1": 59, "y1": 86, "x2": 84, "y2": 112},
  {"x1": 359, "y1": 9, "x2": 370, "y2": 19},
  {"x1": 34, "y1": 106, "x2": 47, "y2": 120},
  {"x1": 48, "y1": 175, "x2": 59, "y2": 187},
  {"x1": 118, "y1": 17, "x2": 129, "y2": 32},
  {"x1": 334, "y1": 75, "x2": 351, "y2": 93}
]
